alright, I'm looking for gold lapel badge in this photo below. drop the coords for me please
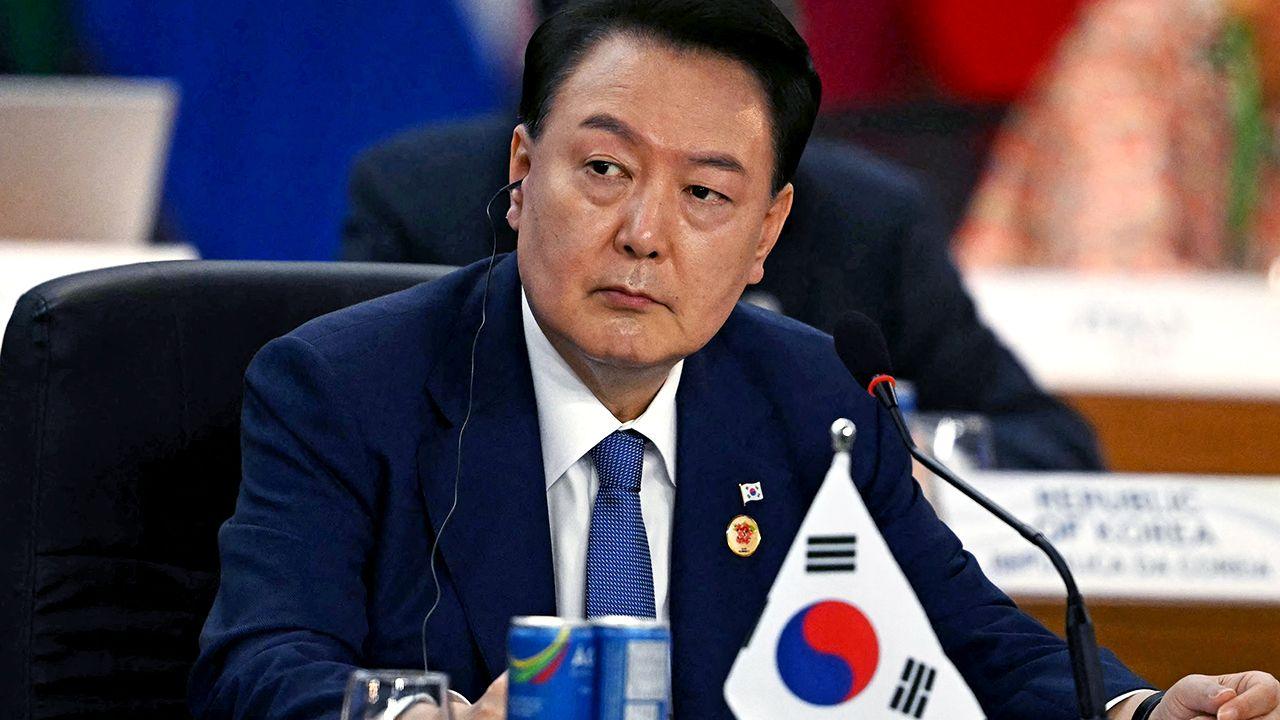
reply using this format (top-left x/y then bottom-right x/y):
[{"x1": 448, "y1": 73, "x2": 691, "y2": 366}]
[{"x1": 726, "y1": 514, "x2": 761, "y2": 557}]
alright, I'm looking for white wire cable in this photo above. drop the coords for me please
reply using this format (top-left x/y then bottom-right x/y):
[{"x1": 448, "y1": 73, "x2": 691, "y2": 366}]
[{"x1": 421, "y1": 178, "x2": 522, "y2": 670}]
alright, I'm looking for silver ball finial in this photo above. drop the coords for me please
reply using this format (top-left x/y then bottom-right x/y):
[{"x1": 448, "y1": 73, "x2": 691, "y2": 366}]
[{"x1": 830, "y1": 418, "x2": 856, "y2": 452}]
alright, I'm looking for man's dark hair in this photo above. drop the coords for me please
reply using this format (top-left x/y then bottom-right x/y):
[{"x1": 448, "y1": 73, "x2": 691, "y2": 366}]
[{"x1": 519, "y1": 0, "x2": 822, "y2": 194}]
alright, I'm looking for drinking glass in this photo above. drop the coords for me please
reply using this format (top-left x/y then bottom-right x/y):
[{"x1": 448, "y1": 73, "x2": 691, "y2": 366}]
[
  {"x1": 906, "y1": 412, "x2": 997, "y2": 510},
  {"x1": 340, "y1": 670, "x2": 453, "y2": 720}
]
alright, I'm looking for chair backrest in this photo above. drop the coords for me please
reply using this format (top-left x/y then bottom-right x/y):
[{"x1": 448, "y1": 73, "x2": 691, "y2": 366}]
[{"x1": 0, "y1": 260, "x2": 454, "y2": 720}]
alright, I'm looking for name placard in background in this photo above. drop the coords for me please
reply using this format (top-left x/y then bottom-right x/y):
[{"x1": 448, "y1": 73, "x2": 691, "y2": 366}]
[
  {"x1": 965, "y1": 271, "x2": 1280, "y2": 399},
  {"x1": 935, "y1": 472, "x2": 1280, "y2": 602}
]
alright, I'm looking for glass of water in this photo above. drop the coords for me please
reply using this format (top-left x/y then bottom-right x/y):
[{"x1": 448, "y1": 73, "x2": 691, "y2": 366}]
[
  {"x1": 909, "y1": 412, "x2": 996, "y2": 474},
  {"x1": 906, "y1": 412, "x2": 997, "y2": 510},
  {"x1": 340, "y1": 670, "x2": 453, "y2": 720}
]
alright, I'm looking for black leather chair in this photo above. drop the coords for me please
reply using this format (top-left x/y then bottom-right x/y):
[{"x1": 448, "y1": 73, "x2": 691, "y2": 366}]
[{"x1": 0, "y1": 260, "x2": 453, "y2": 720}]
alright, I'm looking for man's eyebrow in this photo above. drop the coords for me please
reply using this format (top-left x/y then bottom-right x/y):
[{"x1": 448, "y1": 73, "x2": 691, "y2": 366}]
[
  {"x1": 689, "y1": 152, "x2": 746, "y2": 175},
  {"x1": 580, "y1": 113, "x2": 747, "y2": 175},
  {"x1": 580, "y1": 114, "x2": 639, "y2": 144}
]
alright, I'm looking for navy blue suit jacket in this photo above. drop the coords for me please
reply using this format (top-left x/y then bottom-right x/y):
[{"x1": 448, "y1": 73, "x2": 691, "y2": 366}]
[{"x1": 189, "y1": 254, "x2": 1145, "y2": 719}]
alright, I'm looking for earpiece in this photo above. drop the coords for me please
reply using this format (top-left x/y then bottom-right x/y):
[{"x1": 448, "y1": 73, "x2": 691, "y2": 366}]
[{"x1": 421, "y1": 177, "x2": 527, "y2": 670}]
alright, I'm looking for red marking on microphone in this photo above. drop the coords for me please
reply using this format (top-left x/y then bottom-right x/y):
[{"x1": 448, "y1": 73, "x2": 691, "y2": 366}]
[{"x1": 866, "y1": 374, "x2": 896, "y2": 397}]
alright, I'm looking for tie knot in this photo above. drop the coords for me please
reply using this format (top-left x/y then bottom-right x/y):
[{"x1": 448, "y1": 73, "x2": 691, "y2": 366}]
[{"x1": 589, "y1": 430, "x2": 646, "y2": 492}]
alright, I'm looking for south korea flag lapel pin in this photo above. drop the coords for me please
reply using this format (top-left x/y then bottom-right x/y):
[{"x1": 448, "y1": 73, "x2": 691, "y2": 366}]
[{"x1": 739, "y1": 481, "x2": 763, "y2": 505}]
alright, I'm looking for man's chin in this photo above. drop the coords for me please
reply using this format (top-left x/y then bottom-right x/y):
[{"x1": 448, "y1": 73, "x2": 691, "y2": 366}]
[
  {"x1": 580, "y1": 336, "x2": 684, "y2": 373},
  {"x1": 585, "y1": 347, "x2": 672, "y2": 371}
]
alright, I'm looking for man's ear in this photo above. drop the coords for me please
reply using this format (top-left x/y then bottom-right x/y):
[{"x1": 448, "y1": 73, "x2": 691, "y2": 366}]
[
  {"x1": 746, "y1": 182, "x2": 794, "y2": 285},
  {"x1": 507, "y1": 124, "x2": 533, "y2": 230}
]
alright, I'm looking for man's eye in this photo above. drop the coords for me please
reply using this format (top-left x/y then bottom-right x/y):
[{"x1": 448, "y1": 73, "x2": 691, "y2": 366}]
[
  {"x1": 689, "y1": 185, "x2": 729, "y2": 204},
  {"x1": 588, "y1": 160, "x2": 623, "y2": 177}
]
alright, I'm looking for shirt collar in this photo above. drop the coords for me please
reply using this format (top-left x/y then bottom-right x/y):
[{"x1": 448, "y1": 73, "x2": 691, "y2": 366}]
[{"x1": 521, "y1": 289, "x2": 682, "y2": 490}]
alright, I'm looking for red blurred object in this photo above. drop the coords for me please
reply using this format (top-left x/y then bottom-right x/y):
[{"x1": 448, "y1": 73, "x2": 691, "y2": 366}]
[
  {"x1": 909, "y1": 0, "x2": 1086, "y2": 102},
  {"x1": 803, "y1": 0, "x2": 912, "y2": 109}
]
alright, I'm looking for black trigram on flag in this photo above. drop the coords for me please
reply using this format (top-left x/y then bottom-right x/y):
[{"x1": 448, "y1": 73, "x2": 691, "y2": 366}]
[
  {"x1": 804, "y1": 534, "x2": 857, "y2": 573},
  {"x1": 890, "y1": 658, "x2": 937, "y2": 718}
]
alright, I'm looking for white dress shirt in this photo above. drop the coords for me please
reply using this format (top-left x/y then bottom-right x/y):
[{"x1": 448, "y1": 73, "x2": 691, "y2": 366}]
[{"x1": 521, "y1": 291, "x2": 681, "y2": 620}]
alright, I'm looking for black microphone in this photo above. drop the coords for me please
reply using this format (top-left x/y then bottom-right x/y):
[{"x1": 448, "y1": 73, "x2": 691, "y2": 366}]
[{"x1": 833, "y1": 312, "x2": 1110, "y2": 720}]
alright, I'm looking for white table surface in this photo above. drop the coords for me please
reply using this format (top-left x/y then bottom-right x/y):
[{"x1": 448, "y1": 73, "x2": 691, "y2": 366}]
[{"x1": 0, "y1": 239, "x2": 198, "y2": 341}]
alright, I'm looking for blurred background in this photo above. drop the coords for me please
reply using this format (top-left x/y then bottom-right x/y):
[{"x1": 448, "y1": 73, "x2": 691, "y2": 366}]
[
  {"x1": 2, "y1": 0, "x2": 1280, "y2": 704},
  {"x1": 8, "y1": 0, "x2": 1277, "y2": 467},
  {"x1": 6, "y1": 0, "x2": 1277, "y2": 269}
]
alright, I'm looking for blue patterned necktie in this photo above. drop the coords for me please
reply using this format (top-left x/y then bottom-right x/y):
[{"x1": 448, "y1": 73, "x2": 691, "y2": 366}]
[{"x1": 585, "y1": 429, "x2": 656, "y2": 618}]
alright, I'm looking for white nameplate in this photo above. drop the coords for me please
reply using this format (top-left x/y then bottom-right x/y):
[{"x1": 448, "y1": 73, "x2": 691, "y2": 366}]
[
  {"x1": 935, "y1": 471, "x2": 1280, "y2": 602},
  {"x1": 964, "y1": 270, "x2": 1280, "y2": 399}
]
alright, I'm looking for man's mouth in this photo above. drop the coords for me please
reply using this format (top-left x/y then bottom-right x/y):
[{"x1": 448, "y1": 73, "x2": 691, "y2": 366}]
[{"x1": 597, "y1": 285, "x2": 662, "y2": 310}]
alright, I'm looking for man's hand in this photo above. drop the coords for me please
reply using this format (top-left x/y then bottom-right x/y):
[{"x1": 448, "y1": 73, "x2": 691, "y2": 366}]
[
  {"x1": 453, "y1": 673, "x2": 507, "y2": 720},
  {"x1": 1149, "y1": 672, "x2": 1279, "y2": 720},
  {"x1": 399, "y1": 672, "x2": 508, "y2": 720}
]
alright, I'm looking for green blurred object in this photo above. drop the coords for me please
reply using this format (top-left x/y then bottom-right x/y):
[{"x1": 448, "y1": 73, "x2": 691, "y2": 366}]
[
  {"x1": 1222, "y1": 17, "x2": 1267, "y2": 269},
  {"x1": 0, "y1": 0, "x2": 76, "y2": 73}
]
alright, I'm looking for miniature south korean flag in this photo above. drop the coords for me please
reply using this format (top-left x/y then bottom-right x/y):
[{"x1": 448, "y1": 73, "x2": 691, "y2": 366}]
[{"x1": 724, "y1": 419, "x2": 984, "y2": 720}]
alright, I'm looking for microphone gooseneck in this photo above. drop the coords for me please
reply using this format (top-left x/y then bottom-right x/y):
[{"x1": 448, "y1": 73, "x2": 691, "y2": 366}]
[{"x1": 834, "y1": 312, "x2": 1110, "y2": 720}]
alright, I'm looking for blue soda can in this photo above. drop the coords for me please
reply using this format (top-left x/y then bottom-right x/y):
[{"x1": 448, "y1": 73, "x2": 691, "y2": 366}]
[
  {"x1": 506, "y1": 616, "x2": 595, "y2": 720},
  {"x1": 593, "y1": 616, "x2": 671, "y2": 720}
]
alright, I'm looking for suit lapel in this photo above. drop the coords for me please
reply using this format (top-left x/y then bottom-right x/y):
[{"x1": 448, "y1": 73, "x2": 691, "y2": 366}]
[
  {"x1": 415, "y1": 260, "x2": 820, "y2": 698},
  {"x1": 417, "y1": 255, "x2": 556, "y2": 678},
  {"x1": 669, "y1": 330, "x2": 815, "y2": 717}
]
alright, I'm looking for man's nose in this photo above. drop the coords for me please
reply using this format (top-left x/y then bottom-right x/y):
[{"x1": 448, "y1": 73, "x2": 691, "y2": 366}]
[{"x1": 615, "y1": 187, "x2": 671, "y2": 260}]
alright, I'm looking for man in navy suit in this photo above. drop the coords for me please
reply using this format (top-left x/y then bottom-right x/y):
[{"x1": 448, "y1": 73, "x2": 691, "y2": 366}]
[
  {"x1": 343, "y1": 117, "x2": 1109, "y2": 473},
  {"x1": 190, "y1": 2, "x2": 1278, "y2": 719}
]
